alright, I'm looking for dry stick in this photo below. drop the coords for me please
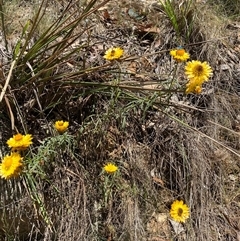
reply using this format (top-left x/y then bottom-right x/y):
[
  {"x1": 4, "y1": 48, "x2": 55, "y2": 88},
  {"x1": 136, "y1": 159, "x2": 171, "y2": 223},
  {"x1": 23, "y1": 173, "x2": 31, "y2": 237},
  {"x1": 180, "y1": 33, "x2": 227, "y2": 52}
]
[
  {"x1": 0, "y1": 60, "x2": 16, "y2": 102},
  {"x1": 207, "y1": 120, "x2": 240, "y2": 137},
  {"x1": 159, "y1": 107, "x2": 240, "y2": 158},
  {"x1": 4, "y1": 96, "x2": 14, "y2": 130}
]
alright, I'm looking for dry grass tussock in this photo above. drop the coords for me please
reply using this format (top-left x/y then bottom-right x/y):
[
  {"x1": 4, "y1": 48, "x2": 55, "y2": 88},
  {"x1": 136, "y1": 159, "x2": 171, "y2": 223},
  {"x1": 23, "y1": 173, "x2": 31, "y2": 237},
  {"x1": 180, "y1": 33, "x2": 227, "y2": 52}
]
[{"x1": 0, "y1": 0, "x2": 240, "y2": 240}]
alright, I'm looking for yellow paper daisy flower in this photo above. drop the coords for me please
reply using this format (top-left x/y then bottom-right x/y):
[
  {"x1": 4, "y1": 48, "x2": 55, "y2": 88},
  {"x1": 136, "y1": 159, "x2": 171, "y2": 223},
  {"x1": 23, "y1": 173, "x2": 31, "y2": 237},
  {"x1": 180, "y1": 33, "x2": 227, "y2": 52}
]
[
  {"x1": 185, "y1": 60, "x2": 213, "y2": 83},
  {"x1": 7, "y1": 133, "x2": 33, "y2": 151},
  {"x1": 54, "y1": 120, "x2": 69, "y2": 133},
  {"x1": 170, "y1": 200, "x2": 190, "y2": 223},
  {"x1": 0, "y1": 152, "x2": 23, "y2": 179},
  {"x1": 186, "y1": 79, "x2": 203, "y2": 94},
  {"x1": 103, "y1": 163, "x2": 118, "y2": 174},
  {"x1": 103, "y1": 47, "x2": 124, "y2": 61},
  {"x1": 170, "y1": 48, "x2": 190, "y2": 62}
]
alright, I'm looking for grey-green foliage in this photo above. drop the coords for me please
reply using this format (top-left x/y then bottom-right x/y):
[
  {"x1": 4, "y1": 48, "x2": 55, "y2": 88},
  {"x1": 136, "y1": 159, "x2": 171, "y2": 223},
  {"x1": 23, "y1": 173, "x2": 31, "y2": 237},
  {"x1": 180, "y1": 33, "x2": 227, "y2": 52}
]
[{"x1": 27, "y1": 132, "x2": 76, "y2": 176}]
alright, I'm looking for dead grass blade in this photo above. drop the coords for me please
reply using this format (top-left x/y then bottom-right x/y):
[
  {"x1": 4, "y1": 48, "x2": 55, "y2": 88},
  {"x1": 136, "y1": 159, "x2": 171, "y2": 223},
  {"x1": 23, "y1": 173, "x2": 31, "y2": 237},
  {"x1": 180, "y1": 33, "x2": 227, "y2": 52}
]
[
  {"x1": 161, "y1": 109, "x2": 240, "y2": 158},
  {"x1": 0, "y1": 60, "x2": 16, "y2": 102}
]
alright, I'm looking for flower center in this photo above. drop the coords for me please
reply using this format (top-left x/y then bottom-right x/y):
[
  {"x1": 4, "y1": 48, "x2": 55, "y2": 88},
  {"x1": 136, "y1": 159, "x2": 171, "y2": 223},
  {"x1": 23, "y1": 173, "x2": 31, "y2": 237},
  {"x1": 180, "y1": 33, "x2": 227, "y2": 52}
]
[
  {"x1": 14, "y1": 134, "x2": 23, "y2": 141},
  {"x1": 58, "y1": 121, "x2": 64, "y2": 126},
  {"x1": 177, "y1": 208, "x2": 183, "y2": 216},
  {"x1": 110, "y1": 50, "x2": 116, "y2": 57},
  {"x1": 194, "y1": 65, "x2": 204, "y2": 76},
  {"x1": 176, "y1": 49, "x2": 185, "y2": 56}
]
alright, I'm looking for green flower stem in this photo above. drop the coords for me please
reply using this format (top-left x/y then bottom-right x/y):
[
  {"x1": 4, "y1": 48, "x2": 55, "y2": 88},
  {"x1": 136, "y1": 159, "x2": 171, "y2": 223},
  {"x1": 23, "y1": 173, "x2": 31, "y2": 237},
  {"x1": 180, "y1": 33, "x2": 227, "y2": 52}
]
[{"x1": 0, "y1": 0, "x2": 8, "y2": 51}]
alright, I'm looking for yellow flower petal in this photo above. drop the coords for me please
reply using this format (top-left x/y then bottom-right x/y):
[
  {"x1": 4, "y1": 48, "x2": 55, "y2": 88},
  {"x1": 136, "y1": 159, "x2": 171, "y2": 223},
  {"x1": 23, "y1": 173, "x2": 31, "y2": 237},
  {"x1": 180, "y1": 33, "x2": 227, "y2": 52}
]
[
  {"x1": 7, "y1": 133, "x2": 33, "y2": 151},
  {"x1": 185, "y1": 79, "x2": 203, "y2": 94},
  {"x1": 170, "y1": 200, "x2": 190, "y2": 223},
  {"x1": 103, "y1": 163, "x2": 118, "y2": 174},
  {"x1": 170, "y1": 49, "x2": 190, "y2": 62},
  {"x1": 103, "y1": 47, "x2": 124, "y2": 61},
  {"x1": 0, "y1": 152, "x2": 23, "y2": 179},
  {"x1": 185, "y1": 60, "x2": 213, "y2": 83},
  {"x1": 54, "y1": 120, "x2": 69, "y2": 133}
]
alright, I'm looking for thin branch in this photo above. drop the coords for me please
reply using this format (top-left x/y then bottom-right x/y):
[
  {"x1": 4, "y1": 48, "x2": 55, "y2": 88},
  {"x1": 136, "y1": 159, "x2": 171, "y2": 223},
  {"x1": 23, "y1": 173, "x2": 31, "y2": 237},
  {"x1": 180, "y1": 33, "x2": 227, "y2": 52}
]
[{"x1": 0, "y1": 60, "x2": 16, "y2": 102}]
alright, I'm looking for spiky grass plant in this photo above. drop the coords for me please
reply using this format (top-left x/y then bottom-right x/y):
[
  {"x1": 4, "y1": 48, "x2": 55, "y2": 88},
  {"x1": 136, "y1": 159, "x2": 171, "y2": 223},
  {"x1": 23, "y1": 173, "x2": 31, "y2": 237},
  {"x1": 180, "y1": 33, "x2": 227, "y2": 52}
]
[
  {"x1": 0, "y1": 0, "x2": 114, "y2": 123},
  {"x1": 159, "y1": 0, "x2": 195, "y2": 42}
]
